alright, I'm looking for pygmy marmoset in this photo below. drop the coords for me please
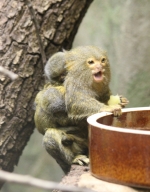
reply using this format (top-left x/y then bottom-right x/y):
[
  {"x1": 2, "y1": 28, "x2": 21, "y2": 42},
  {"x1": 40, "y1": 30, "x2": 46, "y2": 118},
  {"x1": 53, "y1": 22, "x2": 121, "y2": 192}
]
[{"x1": 34, "y1": 46, "x2": 128, "y2": 173}]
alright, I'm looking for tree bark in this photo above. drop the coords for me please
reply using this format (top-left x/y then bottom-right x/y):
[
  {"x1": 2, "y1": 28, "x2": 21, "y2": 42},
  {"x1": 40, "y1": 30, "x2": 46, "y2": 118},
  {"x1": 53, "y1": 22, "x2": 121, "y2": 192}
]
[
  {"x1": 54, "y1": 165, "x2": 150, "y2": 192},
  {"x1": 0, "y1": 0, "x2": 93, "y2": 184}
]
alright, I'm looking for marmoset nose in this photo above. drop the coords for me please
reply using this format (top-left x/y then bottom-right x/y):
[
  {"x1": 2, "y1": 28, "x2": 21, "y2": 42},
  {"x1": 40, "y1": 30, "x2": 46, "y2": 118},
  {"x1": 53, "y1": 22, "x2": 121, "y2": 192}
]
[{"x1": 96, "y1": 63, "x2": 102, "y2": 70}]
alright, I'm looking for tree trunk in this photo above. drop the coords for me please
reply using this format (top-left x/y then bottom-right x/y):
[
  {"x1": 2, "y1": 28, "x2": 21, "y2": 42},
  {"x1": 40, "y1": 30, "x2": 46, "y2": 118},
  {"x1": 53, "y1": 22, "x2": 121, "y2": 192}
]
[{"x1": 0, "y1": 0, "x2": 93, "y2": 184}]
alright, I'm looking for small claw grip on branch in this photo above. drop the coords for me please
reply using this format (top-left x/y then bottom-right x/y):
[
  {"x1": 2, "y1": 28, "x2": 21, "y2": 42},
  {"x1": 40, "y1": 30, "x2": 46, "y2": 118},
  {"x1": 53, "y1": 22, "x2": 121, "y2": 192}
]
[{"x1": 72, "y1": 155, "x2": 89, "y2": 166}]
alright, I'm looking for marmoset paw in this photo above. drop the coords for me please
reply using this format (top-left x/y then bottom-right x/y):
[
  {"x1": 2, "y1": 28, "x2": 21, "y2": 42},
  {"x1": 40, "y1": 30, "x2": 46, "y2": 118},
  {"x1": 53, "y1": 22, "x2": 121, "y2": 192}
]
[
  {"x1": 119, "y1": 95, "x2": 129, "y2": 107},
  {"x1": 101, "y1": 105, "x2": 122, "y2": 116},
  {"x1": 112, "y1": 105, "x2": 122, "y2": 116},
  {"x1": 72, "y1": 155, "x2": 89, "y2": 166}
]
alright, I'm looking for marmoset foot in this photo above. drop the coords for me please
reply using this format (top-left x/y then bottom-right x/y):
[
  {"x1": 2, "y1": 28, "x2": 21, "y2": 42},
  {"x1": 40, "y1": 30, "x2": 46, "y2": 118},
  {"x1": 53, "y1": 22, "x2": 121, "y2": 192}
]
[{"x1": 72, "y1": 155, "x2": 89, "y2": 166}]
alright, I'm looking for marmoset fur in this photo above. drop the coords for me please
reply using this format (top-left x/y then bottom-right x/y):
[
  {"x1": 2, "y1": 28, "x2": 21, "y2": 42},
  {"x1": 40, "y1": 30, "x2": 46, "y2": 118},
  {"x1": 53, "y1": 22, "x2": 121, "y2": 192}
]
[
  {"x1": 64, "y1": 46, "x2": 128, "y2": 119},
  {"x1": 34, "y1": 83, "x2": 89, "y2": 173},
  {"x1": 34, "y1": 46, "x2": 128, "y2": 174},
  {"x1": 44, "y1": 52, "x2": 66, "y2": 86}
]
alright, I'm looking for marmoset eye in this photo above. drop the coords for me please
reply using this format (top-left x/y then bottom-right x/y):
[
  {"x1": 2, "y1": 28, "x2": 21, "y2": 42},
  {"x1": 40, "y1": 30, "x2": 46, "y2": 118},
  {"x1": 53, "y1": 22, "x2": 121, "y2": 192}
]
[
  {"x1": 101, "y1": 58, "x2": 106, "y2": 63},
  {"x1": 88, "y1": 60, "x2": 94, "y2": 64}
]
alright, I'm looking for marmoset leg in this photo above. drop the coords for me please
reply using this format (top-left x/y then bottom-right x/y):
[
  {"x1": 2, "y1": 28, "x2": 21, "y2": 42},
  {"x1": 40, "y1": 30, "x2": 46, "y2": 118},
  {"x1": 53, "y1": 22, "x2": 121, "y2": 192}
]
[{"x1": 43, "y1": 127, "x2": 88, "y2": 174}]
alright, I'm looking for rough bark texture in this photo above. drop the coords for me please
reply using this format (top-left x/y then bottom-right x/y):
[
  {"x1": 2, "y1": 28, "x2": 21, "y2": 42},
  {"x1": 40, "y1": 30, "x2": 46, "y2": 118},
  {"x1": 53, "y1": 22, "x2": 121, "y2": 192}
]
[
  {"x1": 55, "y1": 165, "x2": 150, "y2": 192},
  {"x1": 0, "y1": 0, "x2": 93, "y2": 182}
]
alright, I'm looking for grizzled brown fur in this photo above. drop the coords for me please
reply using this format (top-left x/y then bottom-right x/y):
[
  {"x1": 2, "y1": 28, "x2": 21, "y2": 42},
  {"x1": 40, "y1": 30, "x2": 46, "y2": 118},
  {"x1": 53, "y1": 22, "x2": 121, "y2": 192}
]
[
  {"x1": 34, "y1": 83, "x2": 89, "y2": 173},
  {"x1": 34, "y1": 46, "x2": 128, "y2": 173}
]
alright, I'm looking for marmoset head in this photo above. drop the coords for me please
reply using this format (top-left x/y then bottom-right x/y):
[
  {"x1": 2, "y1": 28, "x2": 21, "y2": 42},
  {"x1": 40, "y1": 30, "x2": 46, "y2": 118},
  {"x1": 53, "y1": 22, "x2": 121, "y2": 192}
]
[{"x1": 65, "y1": 46, "x2": 111, "y2": 88}]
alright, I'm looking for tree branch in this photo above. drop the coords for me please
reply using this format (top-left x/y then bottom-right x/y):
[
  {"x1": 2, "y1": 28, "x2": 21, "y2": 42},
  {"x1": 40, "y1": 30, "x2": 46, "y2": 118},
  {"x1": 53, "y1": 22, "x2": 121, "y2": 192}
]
[
  {"x1": 0, "y1": 66, "x2": 18, "y2": 80},
  {"x1": 0, "y1": 170, "x2": 94, "y2": 192}
]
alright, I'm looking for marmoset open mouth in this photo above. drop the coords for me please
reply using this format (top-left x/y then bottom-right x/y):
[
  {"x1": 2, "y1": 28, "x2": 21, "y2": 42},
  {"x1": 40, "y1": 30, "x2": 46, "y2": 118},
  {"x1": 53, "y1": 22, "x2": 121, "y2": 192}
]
[{"x1": 93, "y1": 71, "x2": 103, "y2": 82}]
